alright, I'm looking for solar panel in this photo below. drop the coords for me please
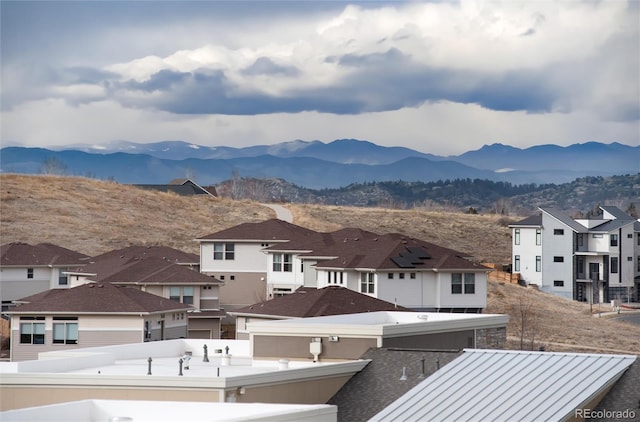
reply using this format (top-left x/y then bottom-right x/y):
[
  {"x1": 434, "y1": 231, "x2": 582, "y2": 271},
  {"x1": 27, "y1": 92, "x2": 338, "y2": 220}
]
[{"x1": 391, "y1": 256, "x2": 415, "y2": 268}]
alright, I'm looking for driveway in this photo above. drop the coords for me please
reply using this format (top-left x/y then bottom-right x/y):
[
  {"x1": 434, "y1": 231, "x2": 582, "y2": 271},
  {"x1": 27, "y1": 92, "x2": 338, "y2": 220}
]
[{"x1": 262, "y1": 203, "x2": 293, "y2": 223}]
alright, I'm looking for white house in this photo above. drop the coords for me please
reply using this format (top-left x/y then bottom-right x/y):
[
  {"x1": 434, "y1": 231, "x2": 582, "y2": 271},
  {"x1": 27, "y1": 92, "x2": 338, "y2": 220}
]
[{"x1": 510, "y1": 206, "x2": 639, "y2": 302}]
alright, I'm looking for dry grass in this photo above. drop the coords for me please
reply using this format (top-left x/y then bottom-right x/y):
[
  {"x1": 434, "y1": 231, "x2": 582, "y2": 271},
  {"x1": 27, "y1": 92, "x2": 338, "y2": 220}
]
[
  {"x1": 2, "y1": 174, "x2": 638, "y2": 354},
  {"x1": 0, "y1": 174, "x2": 274, "y2": 255},
  {"x1": 289, "y1": 203, "x2": 514, "y2": 264},
  {"x1": 487, "y1": 280, "x2": 640, "y2": 354}
]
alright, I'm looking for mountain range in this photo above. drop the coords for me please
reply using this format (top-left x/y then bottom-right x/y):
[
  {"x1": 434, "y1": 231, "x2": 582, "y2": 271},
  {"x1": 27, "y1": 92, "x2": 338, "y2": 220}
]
[{"x1": 0, "y1": 139, "x2": 637, "y2": 188}]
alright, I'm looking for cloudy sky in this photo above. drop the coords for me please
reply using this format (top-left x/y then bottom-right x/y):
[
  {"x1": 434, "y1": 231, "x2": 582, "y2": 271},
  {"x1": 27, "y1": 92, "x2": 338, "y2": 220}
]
[{"x1": 1, "y1": 1, "x2": 638, "y2": 155}]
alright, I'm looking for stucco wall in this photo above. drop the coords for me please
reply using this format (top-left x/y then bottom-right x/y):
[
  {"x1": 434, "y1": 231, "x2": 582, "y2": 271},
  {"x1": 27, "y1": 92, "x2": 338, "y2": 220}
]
[{"x1": 252, "y1": 335, "x2": 377, "y2": 361}]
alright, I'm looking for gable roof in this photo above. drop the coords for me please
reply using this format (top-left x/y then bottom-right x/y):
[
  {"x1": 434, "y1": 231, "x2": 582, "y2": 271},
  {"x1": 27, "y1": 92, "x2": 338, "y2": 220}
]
[
  {"x1": 540, "y1": 207, "x2": 589, "y2": 233},
  {"x1": 197, "y1": 219, "x2": 317, "y2": 242},
  {"x1": 600, "y1": 205, "x2": 634, "y2": 220},
  {"x1": 328, "y1": 348, "x2": 463, "y2": 422},
  {"x1": 0, "y1": 242, "x2": 90, "y2": 267},
  {"x1": 371, "y1": 349, "x2": 636, "y2": 422},
  {"x1": 98, "y1": 256, "x2": 222, "y2": 285},
  {"x1": 74, "y1": 245, "x2": 199, "y2": 280},
  {"x1": 314, "y1": 234, "x2": 485, "y2": 271},
  {"x1": 230, "y1": 286, "x2": 409, "y2": 318},
  {"x1": 8, "y1": 282, "x2": 193, "y2": 314}
]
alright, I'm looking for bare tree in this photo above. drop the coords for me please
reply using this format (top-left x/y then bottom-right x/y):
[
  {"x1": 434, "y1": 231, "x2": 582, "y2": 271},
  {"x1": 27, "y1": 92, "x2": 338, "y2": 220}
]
[
  {"x1": 40, "y1": 157, "x2": 68, "y2": 175},
  {"x1": 512, "y1": 296, "x2": 540, "y2": 350}
]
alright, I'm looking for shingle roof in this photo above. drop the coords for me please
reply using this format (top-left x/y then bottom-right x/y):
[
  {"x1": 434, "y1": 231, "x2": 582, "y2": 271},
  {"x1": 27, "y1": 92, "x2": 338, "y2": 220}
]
[
  {"x1": 98, "y1": 256, "x2": 222, "y2": 285},
  {"x1": 196, "y1": 219, "x2": 317, "y2": 242},
  {"x1": 314, "y1": 234, "x2": 485, "y2": 271},
  {"x1": 0, "y1": 242, "x2": 90, "y2": 267},
  {"x1": 230, "y1": 286, "x2": 409, "y2": 318},
  {"x1": 74, "y1": 245, "x2": 199, "y2": 280},
  {"x1": 328, "y1": 348, "x2": 463, "y2": 422},
  {"x1": 371, "y1": 349, "x2": 636, "y2": 422},
  {"x1": 8, "y1": 282, "x2": 193, "y2": 314}
]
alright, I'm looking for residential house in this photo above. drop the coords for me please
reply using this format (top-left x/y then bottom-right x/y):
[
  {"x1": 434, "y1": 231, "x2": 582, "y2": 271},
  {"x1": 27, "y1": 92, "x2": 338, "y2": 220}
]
[
  {"x1": 229, "y1": 286, "x2": 410, "y2": 339},
  {"x1": 0, "y1": 243, "x2": 90, "y2": 311},
  {"x1": 133, "y1": 178, "x2": 217, "y2": 196},
  {"x1": 6, "y1": 282, "x2": 192, "y2": 361},
  {"x1": 198, "y1": 220, "x2": 488, "y2": 313},
  {"x1": 196, "y1": 219, "x2": 319, "y2": 314},
  {"x1": 265, "y1": 232, "x2": 489, "y2": 312},
  {"x1": 510, "y1": 206, "x2": 639, "y2": 302},
  {"x1": 69, "y1": 246, "x2": 224, "y2": 339}
]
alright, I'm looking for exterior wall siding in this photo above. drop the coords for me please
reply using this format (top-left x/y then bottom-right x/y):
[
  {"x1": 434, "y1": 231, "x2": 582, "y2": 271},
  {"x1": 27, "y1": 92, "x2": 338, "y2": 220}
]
[
  {"x1": 200, "y1": 242, "x2": 269, "y2": 273},
  {"x1": 252, "y1": 335, "x2": 377, "y2": 361}
]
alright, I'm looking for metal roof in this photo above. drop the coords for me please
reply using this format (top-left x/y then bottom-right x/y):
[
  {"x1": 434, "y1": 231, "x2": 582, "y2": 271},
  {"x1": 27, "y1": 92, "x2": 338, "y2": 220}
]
[
  {"x1": 540, "y1": 207, "x2": 589, "y2": 233},
  {"x1": 371, "y1": 349, "x2": 636, "y2": 422}
]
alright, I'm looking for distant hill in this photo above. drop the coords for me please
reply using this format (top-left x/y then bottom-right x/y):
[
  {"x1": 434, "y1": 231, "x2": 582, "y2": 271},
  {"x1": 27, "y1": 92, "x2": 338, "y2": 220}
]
[
  {"x1": 216, "y1": 174, "x2": 640, "y2": 215},
  {"x1": 1, "y1": 139, "x2": 637, "y2": 188}
]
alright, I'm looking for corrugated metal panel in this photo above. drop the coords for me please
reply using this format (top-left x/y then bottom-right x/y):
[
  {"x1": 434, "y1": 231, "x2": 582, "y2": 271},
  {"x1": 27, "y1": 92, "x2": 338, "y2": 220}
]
[{"x1": 371, "y1": 349, "x2": 636, "y2": 422}]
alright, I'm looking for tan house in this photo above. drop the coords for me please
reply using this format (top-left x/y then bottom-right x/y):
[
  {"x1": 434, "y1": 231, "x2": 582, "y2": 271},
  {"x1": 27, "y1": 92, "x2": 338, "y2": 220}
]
[
  {"x1": 0, "y1": 242, "x2": 90, "y2": 310},
  {"x1": 69, "y1": 246, "x2": 225, "y2": 339},
  {"x1": 6, "y1": 282, "x2": 192, "y2": 361}
]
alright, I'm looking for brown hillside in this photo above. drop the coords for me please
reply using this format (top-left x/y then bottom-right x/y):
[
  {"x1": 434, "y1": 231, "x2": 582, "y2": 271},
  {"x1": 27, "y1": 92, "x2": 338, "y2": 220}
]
[{"x1": 1, "y1": 174, "x2": 639, "y2": 354}]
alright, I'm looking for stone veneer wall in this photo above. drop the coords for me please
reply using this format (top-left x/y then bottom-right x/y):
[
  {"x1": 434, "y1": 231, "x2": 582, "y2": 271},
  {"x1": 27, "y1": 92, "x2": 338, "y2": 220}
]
[{"x1": 475, "y1": 327, "x2": 507, "y2": 349}]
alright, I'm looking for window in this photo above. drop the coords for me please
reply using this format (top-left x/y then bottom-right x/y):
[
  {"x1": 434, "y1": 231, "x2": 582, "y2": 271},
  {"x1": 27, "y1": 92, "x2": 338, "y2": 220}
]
[
  {"x1": 554, "y1": 280, "x2": 564, "y2": 287},
  {"x1": 628, "y1": 257, "x2": 633, "y2": 261},
  {"x1": 637, "y1": 257, "x2": 640, "y2": 272},
  {"x1": 169, "y1": 287, "x2": 193, "y2": 304},
  {"x1": 610, "y1": 234, "x2": 618, "y2": 247},
  {"x1": 388, "y1": 273, "x2": 394, "y2": 279},
  {"x1": 213, "y1": 243, "x2": 234, "y2": 260},
  {"x1": 360, "y1": 273, "x2": 375, "y2": 294},
  {"x1": 58, "y1": 269, "x2": 68, "y2": 286},
  {"x1": 399, "y1": 273, "x2": 405, "y2": 279},
  {"x1": 514, "y1": 229, "x2": 520, "y2": 245},
  {"x1": 410, "y1": 273, "x2": 416, "y2": 279},
  {"x1": 553, "y1": 256, "x2": 564, "y2": 263},
  {"x1": 554, "y1": 229, "x2": 564, "y2": 235},
  {"x1": 611, "y1": 257, "x2": 619, "y2": 274},
  {"x1": 536, "y1": 256, "x2": 541, "y2": 272},
  {"x1": 182, "y1": 287, "x2": 194, "y2": 305},
  {"x1": 628, "y1": 234, "x2": 633, "y2": 239},
  {"x1": 144, "y1": 321, "x2": 151, "y2": 339},
  {"x1": 329, "y1": 272, "x2": 344, "y2": 284},
  {"x1": 272, "y1": 254, "x2": 292, "y2": 272},
  {"x1": 20, "y1": 317, "x2": 45, "y2": 344},
  {"x1": 53, "y1": 317, "x2": 78, "y2": 344},
  {"x1": 169, "y1": 287, "x2": 181, "y2": 302},
  {"x1": 464, "y1": 273, "x2": 475, "y2": 294},
  {"x1": 27, "y1": 268, "x2": 34, "y2": 279},
  {"x1": 452, "y1": 273, "x2": 475, "y2": 294},
  {"x1": 514, "y1": 255, "x2": 520, "y2": 272},
  {"x1": 230, "y1": 275, "x2": 235, "y2": 281},
  {"x1": 451, "y1": 273, "x2": 462, "y2": 294},
  {"x1": 536, "y1": 229, "x2": 541, "y2": 245}
]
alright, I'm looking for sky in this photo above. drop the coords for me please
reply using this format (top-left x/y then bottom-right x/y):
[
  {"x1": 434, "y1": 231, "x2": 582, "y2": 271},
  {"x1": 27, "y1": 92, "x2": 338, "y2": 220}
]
[{"x1": 1, "y1": 0, "x2": 638, "y2": 156}]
